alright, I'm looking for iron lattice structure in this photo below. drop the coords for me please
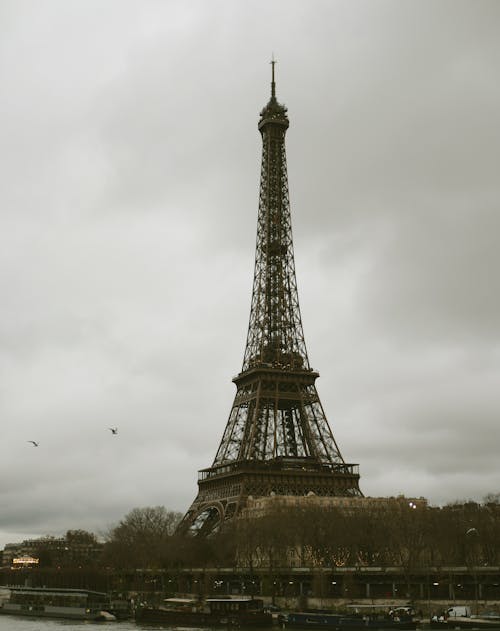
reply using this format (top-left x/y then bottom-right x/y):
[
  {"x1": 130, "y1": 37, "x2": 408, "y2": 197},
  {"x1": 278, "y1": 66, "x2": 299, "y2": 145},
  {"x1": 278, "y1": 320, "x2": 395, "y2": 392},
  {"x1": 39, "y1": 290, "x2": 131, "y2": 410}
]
[{"x1": 180, "y1": 66, "x2": 362, "y2": 535}]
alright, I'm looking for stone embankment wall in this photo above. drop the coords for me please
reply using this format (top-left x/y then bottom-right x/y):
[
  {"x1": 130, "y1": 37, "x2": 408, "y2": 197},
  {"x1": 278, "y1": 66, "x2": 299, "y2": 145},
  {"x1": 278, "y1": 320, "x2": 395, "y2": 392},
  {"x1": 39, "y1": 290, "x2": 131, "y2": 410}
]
[{"x1": 269, "y1": 597, "x2": 500, "y2": 617}]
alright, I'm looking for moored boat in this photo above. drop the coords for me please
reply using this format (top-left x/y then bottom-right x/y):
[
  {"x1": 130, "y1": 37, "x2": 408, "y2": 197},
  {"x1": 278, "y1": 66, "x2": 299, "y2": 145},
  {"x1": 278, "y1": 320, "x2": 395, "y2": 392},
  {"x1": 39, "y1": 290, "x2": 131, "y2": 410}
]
[
  {"x1": 430, "y1": 606, "x2": 500, "y2": 630},
  {"x1": 0, "y1": 586, "x2": 116, "y2": 621},
  {"x1": 432, "y1": 615, "x2": 500, "y2": 630},
  {"x1": 281, "y1": 605, "x2": 419, "y2": 630},
  {"x1": 136, "y1": 595, "x2": 273, "y2": 626}
]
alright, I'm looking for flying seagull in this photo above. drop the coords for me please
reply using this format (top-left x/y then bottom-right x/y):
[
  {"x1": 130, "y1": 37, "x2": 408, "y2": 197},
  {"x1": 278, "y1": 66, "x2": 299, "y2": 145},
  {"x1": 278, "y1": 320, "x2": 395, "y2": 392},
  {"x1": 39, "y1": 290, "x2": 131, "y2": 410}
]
[
  {"x1": 27, "y1": 441, "x2": 39, "y2": 447},
  {"x1": 108, "y1": 427, "x2": 118, "y2": 435}
]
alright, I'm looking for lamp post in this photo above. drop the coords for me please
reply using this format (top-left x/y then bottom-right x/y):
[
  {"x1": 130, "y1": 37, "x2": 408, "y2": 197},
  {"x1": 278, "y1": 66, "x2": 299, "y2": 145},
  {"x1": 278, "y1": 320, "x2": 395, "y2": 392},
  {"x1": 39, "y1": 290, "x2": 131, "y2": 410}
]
[{"x1": 465, "y1": 528, "x2": 479, "y2": 615}]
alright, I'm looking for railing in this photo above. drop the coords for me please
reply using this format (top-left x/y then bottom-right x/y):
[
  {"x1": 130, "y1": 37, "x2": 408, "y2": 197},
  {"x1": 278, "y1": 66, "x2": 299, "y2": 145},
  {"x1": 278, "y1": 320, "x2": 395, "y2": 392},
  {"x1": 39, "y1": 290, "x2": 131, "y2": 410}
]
[{"x1": 198, "y1": 459, "x2": 359, "y2": 481}]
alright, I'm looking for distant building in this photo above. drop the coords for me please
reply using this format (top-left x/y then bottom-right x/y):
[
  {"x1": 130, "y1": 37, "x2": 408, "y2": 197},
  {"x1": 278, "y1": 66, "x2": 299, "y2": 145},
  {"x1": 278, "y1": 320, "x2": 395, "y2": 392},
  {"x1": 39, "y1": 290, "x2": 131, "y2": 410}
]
[
  {"x1": 1, "y1": 544, "x2": 21, "y2": 569},
  {"x1": 1, "y1": 533, "x2": 103, "y2": 569},
  {"x1": 241, "y1": 493, "x2": 428, "y2": 518}
]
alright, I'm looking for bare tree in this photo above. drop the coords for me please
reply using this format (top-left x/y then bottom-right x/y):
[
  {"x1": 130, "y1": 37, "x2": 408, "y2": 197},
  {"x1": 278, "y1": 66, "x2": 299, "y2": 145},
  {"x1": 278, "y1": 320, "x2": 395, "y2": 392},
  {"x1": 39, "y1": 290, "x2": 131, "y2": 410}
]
[{"x1": 103, "y1": 506, "x2": 182, "y2": 569}]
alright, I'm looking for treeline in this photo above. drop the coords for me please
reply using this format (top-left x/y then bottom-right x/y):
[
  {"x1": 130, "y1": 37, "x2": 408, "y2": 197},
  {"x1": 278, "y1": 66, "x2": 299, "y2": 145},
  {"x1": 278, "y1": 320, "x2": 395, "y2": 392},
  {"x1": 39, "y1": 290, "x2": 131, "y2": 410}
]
[
  {"x1": 99, "y1": 496, "x2": 500, "y2": 572},
  {"x1": 231, "y1": 497, "x2": 500, "y2": 572},
  {"x1": 12, "y1": 496, "x2": 499, "y2": 572},
  {"x1": 102, "y1": 506, "x2": 233, "y2": 569}
]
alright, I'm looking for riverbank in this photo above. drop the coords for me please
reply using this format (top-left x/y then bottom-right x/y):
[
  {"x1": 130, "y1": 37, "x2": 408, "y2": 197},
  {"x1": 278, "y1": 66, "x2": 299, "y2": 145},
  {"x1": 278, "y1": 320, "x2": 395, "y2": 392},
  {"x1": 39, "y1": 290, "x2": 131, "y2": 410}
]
[{"x1": 266, "y1": 598, "x2": 500, "y2": 618}]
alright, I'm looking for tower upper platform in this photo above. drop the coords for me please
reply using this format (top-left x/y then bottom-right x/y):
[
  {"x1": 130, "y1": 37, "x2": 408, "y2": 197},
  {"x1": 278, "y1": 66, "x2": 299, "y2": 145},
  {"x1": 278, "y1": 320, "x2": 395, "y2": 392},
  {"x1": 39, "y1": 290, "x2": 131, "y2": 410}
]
[{"x1": 259, "y1": 61, "x2": 289, "y2": 130}]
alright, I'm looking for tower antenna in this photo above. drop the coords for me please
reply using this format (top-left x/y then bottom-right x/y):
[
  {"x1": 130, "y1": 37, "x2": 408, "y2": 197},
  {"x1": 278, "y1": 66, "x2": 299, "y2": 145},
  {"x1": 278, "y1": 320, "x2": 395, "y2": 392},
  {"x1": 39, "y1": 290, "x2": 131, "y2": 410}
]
[{"x1": 270, "y1": 54, "x2": 276, "y2": 99}]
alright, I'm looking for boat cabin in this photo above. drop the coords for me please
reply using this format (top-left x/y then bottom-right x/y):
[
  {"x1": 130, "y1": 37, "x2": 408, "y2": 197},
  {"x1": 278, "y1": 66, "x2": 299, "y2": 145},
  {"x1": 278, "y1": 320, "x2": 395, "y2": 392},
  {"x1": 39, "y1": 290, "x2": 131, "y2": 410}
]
[
  {"x1": 6, "y1": 587, "x2": 110, "y2": 610},
  {"x1": 162, "y1": 597, "x2": 201, "y2": 612},
  {"x1": 206, "y1": 598, "x2": 266, "y2": 614}
]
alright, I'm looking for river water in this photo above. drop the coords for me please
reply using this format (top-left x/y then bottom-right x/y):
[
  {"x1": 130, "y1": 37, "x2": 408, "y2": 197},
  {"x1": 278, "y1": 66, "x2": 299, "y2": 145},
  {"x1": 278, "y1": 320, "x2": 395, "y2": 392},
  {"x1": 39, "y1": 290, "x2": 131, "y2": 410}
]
[
  {"x1": 0, "y1": 620, "x2": 132, "y2": 631},
  {"x1": 0, "y1": 619, "x2": 210, "y2": 631},
  {"x1": 0, "y1": 619, "x2": 275, "y2": 631}
]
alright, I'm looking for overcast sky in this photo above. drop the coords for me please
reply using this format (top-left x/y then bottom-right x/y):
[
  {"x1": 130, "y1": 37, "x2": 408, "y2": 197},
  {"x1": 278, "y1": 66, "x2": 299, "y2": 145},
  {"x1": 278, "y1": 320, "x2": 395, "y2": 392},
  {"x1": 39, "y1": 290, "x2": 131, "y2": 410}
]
[{"x1": 1, "y1": 0, "x2": 499, "y2": 549}]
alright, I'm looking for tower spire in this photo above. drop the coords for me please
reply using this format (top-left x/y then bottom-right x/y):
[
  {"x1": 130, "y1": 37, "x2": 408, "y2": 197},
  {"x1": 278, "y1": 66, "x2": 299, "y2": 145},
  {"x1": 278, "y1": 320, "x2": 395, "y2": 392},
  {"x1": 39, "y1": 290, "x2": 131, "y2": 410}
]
[
  {"x1": 179, "y1": 67, "x2": 362, "y2": 536},
  {"x1": 271, "y1": 55, "x2": 276, "y2": 100}
]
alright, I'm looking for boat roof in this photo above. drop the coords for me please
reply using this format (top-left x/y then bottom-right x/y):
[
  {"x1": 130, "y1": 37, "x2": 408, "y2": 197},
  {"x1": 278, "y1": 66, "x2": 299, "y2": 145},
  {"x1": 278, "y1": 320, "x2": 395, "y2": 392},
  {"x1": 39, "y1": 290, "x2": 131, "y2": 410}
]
[
  {"x1": 10, "y1": 587, "x2": 108, "y2": 597},
  {"x1": 162, "y1": 597, "x2": 258, "y2": 604},
  {"x1": 347, "y1": 605, "x2": 412, "y2": 610},
  {"x1": 206, "y1": 598, "x2": 256, "y2": 602}
]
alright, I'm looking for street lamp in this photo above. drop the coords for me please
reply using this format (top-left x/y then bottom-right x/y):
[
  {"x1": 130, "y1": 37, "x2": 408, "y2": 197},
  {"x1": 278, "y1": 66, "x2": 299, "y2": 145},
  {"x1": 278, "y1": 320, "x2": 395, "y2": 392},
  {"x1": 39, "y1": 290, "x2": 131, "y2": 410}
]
[{"x1": 465, "y1": 528, "x2": 479, "y2": 615}]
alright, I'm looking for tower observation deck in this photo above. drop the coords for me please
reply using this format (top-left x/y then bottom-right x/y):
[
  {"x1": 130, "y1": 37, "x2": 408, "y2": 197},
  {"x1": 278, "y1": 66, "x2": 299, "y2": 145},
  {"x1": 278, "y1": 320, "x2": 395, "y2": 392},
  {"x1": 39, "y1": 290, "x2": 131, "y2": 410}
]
[{"x1": 180, "y1": 64, "x2": 362, "y2": 535}]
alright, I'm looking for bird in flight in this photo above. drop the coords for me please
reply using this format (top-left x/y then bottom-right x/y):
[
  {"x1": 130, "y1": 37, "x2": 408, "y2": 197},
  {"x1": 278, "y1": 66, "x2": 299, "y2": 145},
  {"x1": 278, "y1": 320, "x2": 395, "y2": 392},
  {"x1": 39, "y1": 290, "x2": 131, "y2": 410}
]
[
  {"x1": 27, "y1": 441, "x2": 39, "y2": 447},
  {"x1": 108, "y1": 427, "x2": 118, "y2": 435}
]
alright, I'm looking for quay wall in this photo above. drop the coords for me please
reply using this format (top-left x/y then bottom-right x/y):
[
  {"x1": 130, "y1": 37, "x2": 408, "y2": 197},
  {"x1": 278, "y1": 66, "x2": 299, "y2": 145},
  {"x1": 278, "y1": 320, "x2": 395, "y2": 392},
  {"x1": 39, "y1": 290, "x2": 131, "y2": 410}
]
[
  {"x1": 270, "y1": 597, "x2": 500, "y2": 617},
  {"x1": 1, "y1": 565, "x2": 499, "y2": 616}
]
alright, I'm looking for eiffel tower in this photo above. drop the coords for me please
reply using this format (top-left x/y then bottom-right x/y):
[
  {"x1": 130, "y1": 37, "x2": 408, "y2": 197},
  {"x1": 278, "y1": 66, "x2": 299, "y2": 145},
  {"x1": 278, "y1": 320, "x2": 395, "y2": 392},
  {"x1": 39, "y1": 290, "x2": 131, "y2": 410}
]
[{"x1": 180, "y1": 63, "x2": 362, "y2": 535}]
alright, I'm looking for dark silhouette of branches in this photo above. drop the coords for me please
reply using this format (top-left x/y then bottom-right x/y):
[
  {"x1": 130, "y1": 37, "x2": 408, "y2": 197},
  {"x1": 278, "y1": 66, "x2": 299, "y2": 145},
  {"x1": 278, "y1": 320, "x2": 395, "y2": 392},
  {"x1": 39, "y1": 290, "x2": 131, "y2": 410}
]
[{"x1": 103, "y1": 506, "x2": 182, "y2": 569}]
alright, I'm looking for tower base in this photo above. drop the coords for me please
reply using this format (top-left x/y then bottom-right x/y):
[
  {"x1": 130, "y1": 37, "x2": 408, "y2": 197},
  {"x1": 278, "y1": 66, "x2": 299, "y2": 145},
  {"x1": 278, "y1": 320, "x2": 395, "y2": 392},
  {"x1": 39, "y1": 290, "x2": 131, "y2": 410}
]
[{"x1": 179, "y1": 457, "x2": 362, "y2": 535}]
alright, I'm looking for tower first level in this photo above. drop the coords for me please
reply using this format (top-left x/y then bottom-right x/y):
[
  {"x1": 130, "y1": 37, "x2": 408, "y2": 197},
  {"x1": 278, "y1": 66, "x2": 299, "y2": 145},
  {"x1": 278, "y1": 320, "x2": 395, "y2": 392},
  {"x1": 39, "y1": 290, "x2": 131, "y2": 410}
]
[{"x1": 181, "y1": 367, "x2": 361, "y2": 535}]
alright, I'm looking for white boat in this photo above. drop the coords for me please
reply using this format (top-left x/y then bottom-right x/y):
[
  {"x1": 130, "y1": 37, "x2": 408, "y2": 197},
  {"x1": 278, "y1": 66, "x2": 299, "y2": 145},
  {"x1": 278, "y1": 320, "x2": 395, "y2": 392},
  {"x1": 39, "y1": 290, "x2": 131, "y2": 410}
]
[{"x1": 0, "y1": 586, "x2": 116, "y2": 621}]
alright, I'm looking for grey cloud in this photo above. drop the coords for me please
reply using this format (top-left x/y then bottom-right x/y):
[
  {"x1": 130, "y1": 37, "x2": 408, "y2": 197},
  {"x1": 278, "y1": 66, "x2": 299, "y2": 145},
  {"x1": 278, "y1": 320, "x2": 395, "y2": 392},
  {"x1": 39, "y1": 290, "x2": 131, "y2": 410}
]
[{"x1": 1, "y1": 0, "x2": 499, "y2": 548}]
